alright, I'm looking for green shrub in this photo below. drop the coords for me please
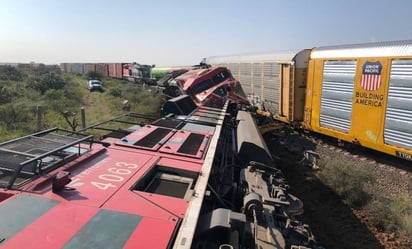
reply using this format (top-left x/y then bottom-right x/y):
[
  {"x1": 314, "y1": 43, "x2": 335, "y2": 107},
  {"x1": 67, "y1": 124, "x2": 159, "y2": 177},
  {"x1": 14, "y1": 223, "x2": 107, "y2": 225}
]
[
  {"x1": 0, "y1": 66, "x2": 25, "y2": 81},
  {"x1": 0, "y1": 102, "x2": 34, "y2": 129},
  {"x1": 110, "y1": 88, "x2": 122, "y2": 97},
  {"x1": 29, "y1": 73, "x2": 66, "y2": 94},
  {"x1": 86, "y1": 71, "x2": 103, "y2": 81},
  {"x1": 368, "y1": 194, "x2": 412, "y2": 236},
  {"x1": 401, "y1": 213, "x2": 412, "y2": 238},
  {"x1": 318, "y1": 160, "x2": 374, "y2": 208}
]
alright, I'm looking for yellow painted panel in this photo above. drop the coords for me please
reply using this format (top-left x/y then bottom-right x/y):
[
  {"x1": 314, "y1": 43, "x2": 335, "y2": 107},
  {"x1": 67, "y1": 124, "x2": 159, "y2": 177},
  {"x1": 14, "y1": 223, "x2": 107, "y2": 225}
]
[
  {"x1": 309, "y1": 60, "x2": 324, "y2": 130},
  {"x1": 351, "y1": 59, "x2": 389, "y2": 145},
  {"x1": 281, "y1": 64, "x2": 290, "y2": 117},
  {"x1": 303, "y1": 60, "x2": 316, "y2": 129}
]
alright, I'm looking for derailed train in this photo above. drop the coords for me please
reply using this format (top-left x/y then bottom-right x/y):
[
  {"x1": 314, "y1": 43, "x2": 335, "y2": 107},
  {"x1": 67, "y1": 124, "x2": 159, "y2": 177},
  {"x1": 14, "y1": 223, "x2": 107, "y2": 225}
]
[
  {"x1": 0, "y1": 67, "x2": 318, "y2": 248},
  {"x1": 60, "y1": 62, "x2": 156, "y2": 84},
  {"x1": 205, "y1": 40, "x2": 412, "y2": 162}
]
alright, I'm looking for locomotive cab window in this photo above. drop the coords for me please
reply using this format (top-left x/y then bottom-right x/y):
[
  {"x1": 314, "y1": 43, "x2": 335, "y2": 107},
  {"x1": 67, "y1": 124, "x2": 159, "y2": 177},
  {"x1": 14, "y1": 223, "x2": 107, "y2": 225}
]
[
  {"x1": 212, "y1": 69, "x2": 231, "y2": 84},
  {"x1": 191, "y1": 79, "x2": 213, "y2": 94}
]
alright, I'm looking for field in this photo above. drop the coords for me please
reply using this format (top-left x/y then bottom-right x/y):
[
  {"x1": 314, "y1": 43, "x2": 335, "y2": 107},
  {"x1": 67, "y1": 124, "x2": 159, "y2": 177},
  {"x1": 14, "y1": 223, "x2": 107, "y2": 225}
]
[{"x1": 0, "y1": 67, "x2": 163, "y2": 142}]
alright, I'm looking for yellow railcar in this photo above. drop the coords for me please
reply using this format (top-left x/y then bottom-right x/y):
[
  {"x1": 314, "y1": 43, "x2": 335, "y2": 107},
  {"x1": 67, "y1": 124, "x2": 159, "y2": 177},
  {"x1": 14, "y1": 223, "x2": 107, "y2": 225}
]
[
  {"x1": 304, "y1": 40, "x2": 412, "y2": 161},
  {"x1": 207, "y1": 40, "x2": 412, "y2": 161}
]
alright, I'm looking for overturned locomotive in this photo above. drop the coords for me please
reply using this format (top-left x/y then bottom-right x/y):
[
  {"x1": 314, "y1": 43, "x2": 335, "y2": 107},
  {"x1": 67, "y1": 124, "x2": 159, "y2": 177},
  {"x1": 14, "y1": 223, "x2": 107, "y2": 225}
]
[{"x1": 0, "y1": 66, "x2": 318, "y2": 249}]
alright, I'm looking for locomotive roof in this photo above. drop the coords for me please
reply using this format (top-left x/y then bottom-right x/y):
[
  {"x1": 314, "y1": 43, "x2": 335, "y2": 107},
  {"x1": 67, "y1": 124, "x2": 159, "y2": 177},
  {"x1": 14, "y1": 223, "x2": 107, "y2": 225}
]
[
  {"x1": 0, "y1": 103, "x2": 227, "y2": 248},
  {"x1": 311, "y1": 39, "x2": 412, "y2": 59}
]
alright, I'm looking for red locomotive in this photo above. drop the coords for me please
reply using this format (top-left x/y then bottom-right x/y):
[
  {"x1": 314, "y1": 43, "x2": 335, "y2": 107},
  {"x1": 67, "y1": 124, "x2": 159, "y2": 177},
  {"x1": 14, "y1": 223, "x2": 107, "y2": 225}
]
[{"x1": 0, "y1": 67, "x2": 318, "y2": 249}]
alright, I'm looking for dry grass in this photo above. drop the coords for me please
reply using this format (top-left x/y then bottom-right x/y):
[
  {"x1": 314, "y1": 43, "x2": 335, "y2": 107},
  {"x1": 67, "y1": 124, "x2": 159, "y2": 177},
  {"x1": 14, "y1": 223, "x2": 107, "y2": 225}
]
[
  {"x1": 317, "y1": 159, "x2": 374, "y2": 208},
  {"x1": 368, "y1": 194, "x2": 412, "y2": 236},
  {"x1": 317, "y1": 158, "x2": 412, "y2": 237}
]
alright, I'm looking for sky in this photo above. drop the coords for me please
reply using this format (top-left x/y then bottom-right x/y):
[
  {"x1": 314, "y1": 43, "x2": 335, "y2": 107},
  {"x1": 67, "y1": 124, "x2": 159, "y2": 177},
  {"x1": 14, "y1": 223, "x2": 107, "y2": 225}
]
[{"x1": 1, "y1": 0, "x2": 412, "y2": 67}]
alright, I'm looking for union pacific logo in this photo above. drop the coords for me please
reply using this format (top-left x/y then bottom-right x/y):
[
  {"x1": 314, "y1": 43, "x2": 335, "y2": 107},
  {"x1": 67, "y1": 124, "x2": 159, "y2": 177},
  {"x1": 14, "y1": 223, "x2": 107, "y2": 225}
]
[{"x1": 361, "y1": 61, "x2": 382, "y2": 91}]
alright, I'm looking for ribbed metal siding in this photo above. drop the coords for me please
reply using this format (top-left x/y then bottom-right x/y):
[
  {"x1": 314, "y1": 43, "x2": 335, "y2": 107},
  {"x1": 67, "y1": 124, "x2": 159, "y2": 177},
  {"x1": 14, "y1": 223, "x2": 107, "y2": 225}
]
[
  {"x1": 311, "y1": 40, "x2": 412, "y2": 59},
  {"x1": 228, "y1": 64, "x2": 239, "y2": 79},
  {"x1": 320, "y1": 61, "x2": 356, "y2": 132},
  {"x1": 384, "y1": 60, "x2": 412, "y2": 149},
  {"x1": 263, "y1": 62, "x2": 280, "y2": 114},
  {"x1": 239, "y1": 63, "x2": 252, "y2": 96},
  {"x1": 253, "y1": 63, "x2": 262, "y2": 104}
]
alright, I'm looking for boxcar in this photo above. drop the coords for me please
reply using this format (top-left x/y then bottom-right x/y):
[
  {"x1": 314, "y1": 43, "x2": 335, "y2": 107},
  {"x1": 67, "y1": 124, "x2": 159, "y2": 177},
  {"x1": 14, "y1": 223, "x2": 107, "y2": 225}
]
[
  {"x1": 71, "y1": 63, "x2": 84, "y2": 74},
  {"x1": 59, "y1": 63, "x2": 72, "y2": 73},
  {"x1": 206, "y1": 50, "x2": 311, "y2": 123},
  {"x1": 206, "y1": 40, "x2": 412, "y2": 161},
  {"x1": 95, "y1": 63, "x2": 109, "y2": 77},
  {"x1": 83, "y1": 63, "x2": 96, "y2": 74},
  {"x1": 108, "y1": 63, "x2": 123, "y2": 79},
  {"x1": 304, "y1": 40, "x2": 412, "y2": 161}
]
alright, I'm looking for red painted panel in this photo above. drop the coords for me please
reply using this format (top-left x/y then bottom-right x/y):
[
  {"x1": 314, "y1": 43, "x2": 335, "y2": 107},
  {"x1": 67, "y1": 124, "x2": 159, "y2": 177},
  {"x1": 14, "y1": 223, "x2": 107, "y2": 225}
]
[
  {"x1": 110, "y1": 141, "x2": 205, "y2": 165},
  {"x1": 134, "y1": 191, "x2": 189, "y2": 218},
  {"x1": 1, "y1": 203, "x2": 98, "y2": 249},
  {"x1": 108, "y1": 63, "x2": 123, "y2": 78},
  {"x1": 95, "y1": 63, "x2": 109, "y2": 77},
  {"x1": 83, "y1": 63, "x2": 95, "y2": 73},
  {"x1": 117, "y1": 125, "x2": 175, "y2": 151},
  {"x1": 123, "y1": 217, "x2": 178, "y2": 249},
  {"x1": 157, "y1": 157, "x2": 202, "y2": 172},
  {"x1": 102, "y1": 157, "x2": 197, "y2": 219},
  {"x1": 103, "y1": 189, "x2": 180, "y2": 220},
  {"x1": 54, "y1": 149, "x2": 154, "y2": 207},
  {"x1": 123, "y1": 63, "x2": 131, "y2": 77}
]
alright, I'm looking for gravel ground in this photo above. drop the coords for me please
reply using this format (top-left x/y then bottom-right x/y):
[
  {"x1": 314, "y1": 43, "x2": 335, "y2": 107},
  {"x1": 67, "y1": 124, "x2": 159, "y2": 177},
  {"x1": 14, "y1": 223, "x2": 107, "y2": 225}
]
[{"x1": 264, "y1": 130, "x2": 412, "y2": 249}]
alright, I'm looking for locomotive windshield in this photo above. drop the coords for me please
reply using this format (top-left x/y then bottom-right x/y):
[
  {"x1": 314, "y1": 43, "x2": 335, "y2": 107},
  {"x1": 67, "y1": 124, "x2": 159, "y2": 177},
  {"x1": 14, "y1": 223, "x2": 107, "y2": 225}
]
[{"x1": 190, "y1": 69, "x2": 231, "y2": 95}]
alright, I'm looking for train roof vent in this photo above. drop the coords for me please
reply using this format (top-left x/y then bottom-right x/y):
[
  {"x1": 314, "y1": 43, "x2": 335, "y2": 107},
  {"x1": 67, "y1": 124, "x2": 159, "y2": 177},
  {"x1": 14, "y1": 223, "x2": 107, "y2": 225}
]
[
  {"x1": 0, "y1": 128, "x2": 92, "y2": 189},
  {"x1": 118, "y1": 125, "x2": 175, "y2": 151},
  {"x1": 159, "y1": 130, "x2": 210, "y2": 159},
  {"x1": 134, "y1": 127, "x2": 171, "y2": 147},
  {"x1": 178, "y1": 133, "x2": 205, "y2": 155}
]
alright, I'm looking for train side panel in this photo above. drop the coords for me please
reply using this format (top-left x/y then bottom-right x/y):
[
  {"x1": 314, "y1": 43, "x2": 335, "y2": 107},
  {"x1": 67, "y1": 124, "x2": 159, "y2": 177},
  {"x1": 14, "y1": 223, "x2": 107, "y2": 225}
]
[
  {"x1": 84, "y1": 63, "x2": 96, "y2": 74},
  {"x1": 304, "y1": 41, "x2": 412, "y2": 161},
  {"x1": 71, "y1": 63, "x2": 84, "y2": 74},
  {"x1": 206, "y1": 50, "x2": 311, "y2": 123},
  {"x1": 60, "y1": 63, "x2": 72, "y2": 73},
  {"x1": 291, "y1": 50, "x2": 311, "y2": 122},
  {"x1": 108, "y1": 63, "x2": 123, "y2": 78},
  {"x1": 95, "y1": 63, "x2": 109, "y2": 77}
]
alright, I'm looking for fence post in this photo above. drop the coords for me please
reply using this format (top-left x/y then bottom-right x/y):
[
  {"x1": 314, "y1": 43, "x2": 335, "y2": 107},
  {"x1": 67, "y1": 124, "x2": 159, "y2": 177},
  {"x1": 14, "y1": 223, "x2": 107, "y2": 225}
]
[
  {"x1": 81, "y1": 107, "x2": 86, "y2": 128},
  {"x1": 36, "y1": 105, "x2": 42, "y2": 131}
]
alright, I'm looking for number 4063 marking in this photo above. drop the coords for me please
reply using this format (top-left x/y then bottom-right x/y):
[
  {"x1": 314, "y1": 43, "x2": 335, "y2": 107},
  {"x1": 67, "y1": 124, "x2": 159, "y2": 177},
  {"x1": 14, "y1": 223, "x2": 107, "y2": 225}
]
[{"x1": 71, "y1": 162, "x2": 139, "y2": 190}]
